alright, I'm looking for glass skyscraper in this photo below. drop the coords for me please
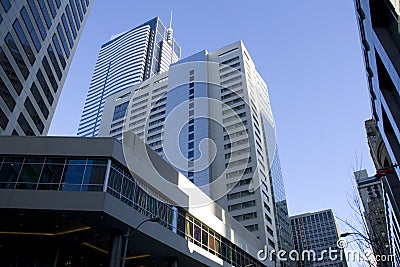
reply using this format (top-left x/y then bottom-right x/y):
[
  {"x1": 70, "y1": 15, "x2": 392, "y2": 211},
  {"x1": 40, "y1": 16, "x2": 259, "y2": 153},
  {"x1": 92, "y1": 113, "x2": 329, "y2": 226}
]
[
  {"x1": 0, "y1": 0, "x2": 93, "y2": 135},
  {"x1": 77, "y1": 17, "x2": 181, "y2": 137}
]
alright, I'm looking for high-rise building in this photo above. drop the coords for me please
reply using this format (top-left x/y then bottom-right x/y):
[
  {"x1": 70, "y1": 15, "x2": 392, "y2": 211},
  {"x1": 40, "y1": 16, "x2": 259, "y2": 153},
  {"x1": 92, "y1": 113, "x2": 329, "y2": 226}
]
[
  {"x1": 353, "y1": 169, "x2": 390, "y2": 263},
  {"x1": 354, "y1": 0, "x2": 400, "y2": 263},
  {"x1": 77, "y1": 17, "x2": 181, "y2": 137},
  {"x1": 290, "y1": 209, "x2": 347, "y2": 267},
  {"x1": 0, "y1": 0, "x2": 93, "y2": 135},
  {"x1": 98, "y1": 41, "x2": 293, "y2": 266}
]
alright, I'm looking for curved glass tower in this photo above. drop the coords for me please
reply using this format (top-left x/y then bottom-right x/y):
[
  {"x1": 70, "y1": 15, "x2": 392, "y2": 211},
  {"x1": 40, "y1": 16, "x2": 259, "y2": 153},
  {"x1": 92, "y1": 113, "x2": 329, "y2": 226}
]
[{"x1": 77, "y1": 17, "x2": 180, "y2": 137}]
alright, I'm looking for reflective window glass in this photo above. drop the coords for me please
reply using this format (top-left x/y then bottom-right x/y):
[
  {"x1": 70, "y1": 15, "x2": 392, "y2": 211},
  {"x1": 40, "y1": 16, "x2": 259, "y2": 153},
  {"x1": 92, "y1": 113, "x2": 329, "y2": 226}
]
[
  {"x1": 20, "y1": 7, "x2": 41, "y2": 52},
  {"x1": 0, "y1": 47, "x2": 23, "y2": 95},
  {"x1": 27, "y1": 0, "x2": 47, "y2": 40},
  {"x1": 46, "y1": 0, "x2": 56, "y2": 18},
  {"x1": 5, "y1": 32, "x2": 29, "y2": 79},
  {"x1": 16, "y1": 158, "x2": 44, "y2": 189},
  {"x1": 0, "y1": 107, "x2": 8, "y2": 130},
  {"x1": 24, "y1": 97, "x2": 44, "y2": 134},
  {"x1": 74, "y1": 0, "x2": 83, "y2": 21},
  {"x1": 0, "y1": 0, "x2": 10, "y2": 12},
  {"x1": 0, "y1": 76, "x2": 16, "y2": 112},
  {"x1": 52, "y1": 34, "x2": 66, "y2": 68},
  {"x1": 17, "y1": 113, "x2": 35, "y2": 135},
  {"x1": 13, "y1": 19, "x2": 35, "y2": 65},
  {"x1": 36, "y1": 69, "x2": 54, "y2": 104},
  {"x1": 80, "y1": 0, "x2": 86, "y2": 13},
  {"x1": 30, "y1": 82, "x2": 49, "y2": 119},
  {"x1": 81, "y1": 165, "x2": 106, "y2": 191},
  {"x1": 61, "y1": 164, "x2": 85, "y2": 190},
  {"x1": 56, "y1": 24, "x2": 70, "y2": 58},
  {"x1": 42, "y1": 56, "x2": 59, "y2": 91},
  {"x1": 68, "y1": 0, "x2": 80, "y2": 30},
  {"x1": 65, "y1": 5, "x2": 77, "y2": 38},
  {"x1": 0, "y1": 160, "x2": 22, "y2": 188},
  {"x1": 61, "y1": 15, "x2": 73, "y2": 48},
  {"x1": 38, "y1": 160, "x2": 64, "y2": 190},
  {"x1": 38, "y1": 0, "x2": 52, "y2": 29},
  {"x1": 47, "y1": 45, "x2": 62, "y2": 80}
]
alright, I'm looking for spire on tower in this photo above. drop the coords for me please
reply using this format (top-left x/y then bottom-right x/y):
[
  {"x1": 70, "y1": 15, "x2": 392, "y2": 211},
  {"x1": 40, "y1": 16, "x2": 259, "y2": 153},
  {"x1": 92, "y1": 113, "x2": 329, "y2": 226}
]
[{"x1": 167, "y1": 11, "x2": 173, "y2": 44}]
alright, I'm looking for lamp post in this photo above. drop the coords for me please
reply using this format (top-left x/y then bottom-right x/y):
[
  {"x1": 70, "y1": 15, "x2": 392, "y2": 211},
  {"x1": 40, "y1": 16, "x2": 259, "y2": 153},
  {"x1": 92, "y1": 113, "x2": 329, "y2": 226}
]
[{"x1": 121, "y1": 217, "x2": 160, "y2": 267}]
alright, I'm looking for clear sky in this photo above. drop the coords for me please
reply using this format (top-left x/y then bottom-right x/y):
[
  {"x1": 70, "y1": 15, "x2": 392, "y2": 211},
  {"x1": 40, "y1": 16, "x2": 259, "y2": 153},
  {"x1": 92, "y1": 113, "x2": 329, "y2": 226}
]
[{"x1": 49, "y1": 0, "x2": 375, "y2": 231}]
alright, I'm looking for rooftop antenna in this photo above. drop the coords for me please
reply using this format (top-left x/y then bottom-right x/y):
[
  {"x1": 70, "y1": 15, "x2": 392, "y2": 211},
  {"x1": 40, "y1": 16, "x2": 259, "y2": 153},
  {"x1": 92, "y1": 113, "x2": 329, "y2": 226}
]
[{"x1": 167, "y1": 11, "x2": 173, "y2": 44}]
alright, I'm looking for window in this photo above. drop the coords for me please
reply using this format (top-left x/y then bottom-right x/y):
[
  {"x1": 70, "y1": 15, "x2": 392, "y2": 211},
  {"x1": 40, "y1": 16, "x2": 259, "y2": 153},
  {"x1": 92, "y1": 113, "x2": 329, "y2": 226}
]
[
  {"x1": 42, "y1": 57, "x2": 58, "y2": 94},
  {"x1": 0, "y1": 107, "x2": 8, "y2": 130},
  {"x1": 24, "y1": 97, "x2": 44, "y2": 134},
  {"x1": 57, "y1": 24, "x2": 70, "y2": 57},
  {"x1": 52, "y1": 34, "x2": 66, "y2": 68},
  {"x1": 112, "y1": 102, "x2": 128, "y2": 121},
  {"x1": 0, "y1": 47, "x2": 23, "y2": 95},
  {"x1": 188, "y1": 133, "x2": 194, "y2": 140},
  {"x1": 188, "y1": 150, "x2": 194, "y2": 158},
  {"x1": 27, "y1": 0, "x2": 47, "y2": 40},
  {"x1": 36, "y1": 69, "x2": 54, "y2": 104},
  {"x1": 0, "y1": 0, "x2": 10, "y2": 11},
  {"x1": 20, "y1": 7, "x2": 41, "y2": 52},
  {"x1": 13, "y1": 19, "x2": 35, "y2": 65},
  {"x1": 68, "y1": 0, "x2": 81, "y2": 30},
  {"x1": 17, "y1": 113, "x2": 35, "y2": 135},
  {"x1": 61, "y1": 14, "x2": 74, "y2": 48},
  {"x1": 30, "y1": 82, "x2": 49, "y2": 118},
  {"x1": 65, "y1": 5, "x2": 77, "y2": 38},
  {"x1": 38, "y1": 0, "x2": 52, "y2": 29},
  {"x1": 0, "y1": 76, "x2": 15, "y2": 112},
  {"x1": 47, "y1": 44, "x2": 62, "y2": 79},
  {"x1": 46, "y1": 0, "x2": 57, "y2": 18}
]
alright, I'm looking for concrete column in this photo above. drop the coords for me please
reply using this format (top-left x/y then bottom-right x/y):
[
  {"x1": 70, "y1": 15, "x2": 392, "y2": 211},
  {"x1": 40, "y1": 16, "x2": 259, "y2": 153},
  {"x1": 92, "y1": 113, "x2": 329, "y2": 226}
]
[
  {"x1": 168, "y1": 257, "x2": 178, "y2": 267},
  {"x1": 108, "y1": 232, "x2": 122, "y2": 267}
]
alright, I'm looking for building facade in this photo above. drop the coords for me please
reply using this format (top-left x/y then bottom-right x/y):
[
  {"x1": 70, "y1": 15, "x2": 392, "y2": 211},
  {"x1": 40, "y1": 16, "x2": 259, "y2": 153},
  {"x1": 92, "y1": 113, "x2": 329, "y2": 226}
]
[
  {"x1": 0, "y1": 0, "x2": 92, "y2": 135},
  {"x1": 354, "y1": 0, "x2": 400, "y2": 264},
  {"x1": 98, "y1": 41, "x2": 293, "y2": 266},
  {"x1": 354, "y1": 169, "x2": 390, "y2": 263},
  {"x1": 77, "y1": 17, "x2": 181, "y2": 137},
  {"x1": 0, "y1": 135, "x2": 269, "y2": 267},
  {"x1": 290, "y1": 210, "x2": 347, "y2": 267}
]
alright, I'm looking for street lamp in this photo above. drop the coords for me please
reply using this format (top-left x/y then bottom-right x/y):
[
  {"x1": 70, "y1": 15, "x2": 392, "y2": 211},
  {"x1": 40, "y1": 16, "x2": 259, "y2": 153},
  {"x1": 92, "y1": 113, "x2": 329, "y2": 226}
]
[{"x1": 121, "y1": 217, "x2": 160, "y2": 267}]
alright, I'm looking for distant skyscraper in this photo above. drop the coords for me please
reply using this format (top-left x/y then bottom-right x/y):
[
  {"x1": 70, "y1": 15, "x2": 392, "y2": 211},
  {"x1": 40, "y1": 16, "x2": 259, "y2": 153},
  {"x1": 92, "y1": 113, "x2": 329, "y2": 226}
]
[
  {"x1": 354, "y1": 0, "x2": 400, "y2": 263},
  {"x1": 77, "y1": 17, "x2": 181, "y2": 137},
  {"x1": 354, "y1": 169, "x2": 390, "y2": 262},
  {"x1": 98, "y1": 41, "x2": 293, "y2": 266},
  {"x1": 0, "y1": 0, "x2": 93, "y2": 135},
  {"x1": 290, "y1": 209, "x2": 347, "y2": 267}
]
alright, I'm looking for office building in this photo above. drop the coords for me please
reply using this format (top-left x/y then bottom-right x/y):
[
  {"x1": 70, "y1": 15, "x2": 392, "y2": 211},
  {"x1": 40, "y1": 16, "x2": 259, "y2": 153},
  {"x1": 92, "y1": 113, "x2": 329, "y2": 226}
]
[
  {"x1": 354, "y1": 0, "x2": 400, "y2": 264},
  {"x1": 98, "y1": 41, "x2": 293, "y2": 266},
  {"x1": 0, "y1": 135, "x2": 268, "y2": 266},
  {"x1": 0, "y1": 0, "x2": 93, "y2": 135},
  {"x1": 290, "y1": 209, "x2": 347, "y2": 267},
  {"x1": 77, "y1": 17, "x2": 181, "y2": 137},
  {"x1": 353, "y1": 169, "x2": 390, "y2": 264}
]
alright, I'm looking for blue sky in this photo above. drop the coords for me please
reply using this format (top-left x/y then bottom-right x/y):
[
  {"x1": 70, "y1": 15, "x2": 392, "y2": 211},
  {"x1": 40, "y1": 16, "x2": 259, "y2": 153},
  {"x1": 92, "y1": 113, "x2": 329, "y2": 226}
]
[{"x1": 49, "y1": 1, "x2": 375, "y2": 227}]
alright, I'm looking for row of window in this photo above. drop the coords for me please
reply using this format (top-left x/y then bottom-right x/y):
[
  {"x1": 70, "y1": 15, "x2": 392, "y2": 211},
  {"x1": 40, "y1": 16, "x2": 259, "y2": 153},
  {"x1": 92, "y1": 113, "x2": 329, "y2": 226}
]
[{"x1": 105, "y1": 160, "x2": 263, "y2": 266}]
